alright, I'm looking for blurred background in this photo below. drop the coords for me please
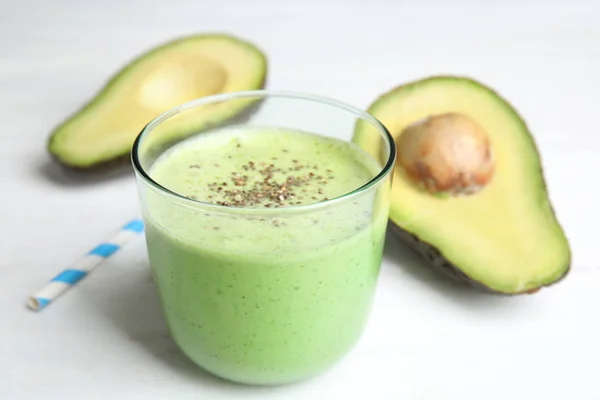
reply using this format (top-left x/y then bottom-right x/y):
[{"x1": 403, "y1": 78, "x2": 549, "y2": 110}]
[
  {"x1": 2, "y1": 0, "x2": 599, "y2": 398},
  {"x1": 3, "y1": 0, "x2": 597, "y2": 275}
]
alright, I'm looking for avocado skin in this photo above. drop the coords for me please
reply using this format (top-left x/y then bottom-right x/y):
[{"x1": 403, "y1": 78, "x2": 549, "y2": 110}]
[
  {"x1": 368, "y1": 75, "x2": 572, "y2": 295},
  {"x1": 46, "y1": 33, "x2": 268, "y2": 172}
]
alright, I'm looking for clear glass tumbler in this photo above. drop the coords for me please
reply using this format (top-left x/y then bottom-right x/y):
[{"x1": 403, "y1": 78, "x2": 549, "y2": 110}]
[{"x1": 131, "y1": 91, "x2": 395, "y2": 386}]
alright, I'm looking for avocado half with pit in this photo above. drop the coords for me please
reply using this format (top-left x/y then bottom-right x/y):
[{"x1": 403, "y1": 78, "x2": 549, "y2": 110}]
[
  {"x1": 353, "y1": 76, "x2": 571, "y2": 295},
  {"x1": 48, "y1": 33, "x2": 268, "y2": 169}
]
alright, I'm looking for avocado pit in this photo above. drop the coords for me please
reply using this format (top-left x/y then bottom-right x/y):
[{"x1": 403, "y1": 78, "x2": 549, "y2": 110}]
[{"x1": 397, "y1": 112, "x2": 495, "y2": 196}]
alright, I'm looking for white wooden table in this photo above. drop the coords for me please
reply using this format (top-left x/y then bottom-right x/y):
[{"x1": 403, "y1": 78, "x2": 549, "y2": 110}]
[{"x1": 2, "y1": 1, "x2": 599, "y2": 398}]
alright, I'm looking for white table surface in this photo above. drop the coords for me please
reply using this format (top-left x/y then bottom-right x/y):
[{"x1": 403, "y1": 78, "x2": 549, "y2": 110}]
[{"x1": 2, "y1": 1, "x2": 599, "y2": 398}]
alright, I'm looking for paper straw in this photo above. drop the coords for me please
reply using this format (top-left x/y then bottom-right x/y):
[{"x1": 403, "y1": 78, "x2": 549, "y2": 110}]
[{"x1": 27, "y1": 219, "x2": 145, "y2": 312}]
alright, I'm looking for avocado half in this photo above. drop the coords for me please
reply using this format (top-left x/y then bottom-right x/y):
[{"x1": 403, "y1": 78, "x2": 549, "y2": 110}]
[
  {"x1": 353, "y1": 76, "x2": 571, "y2": 295},
  {"x1": 48, "y1": 33, "x2": 268, "y2": 169}
]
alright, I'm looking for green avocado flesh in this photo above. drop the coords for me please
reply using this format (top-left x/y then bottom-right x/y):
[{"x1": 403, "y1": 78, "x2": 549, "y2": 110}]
[
  {"x1": 47, "y1": 34, "x2": 268, "y2": 169},
  {"x1": 353, "y1": 76, "x2": 571, "y2": 294}
]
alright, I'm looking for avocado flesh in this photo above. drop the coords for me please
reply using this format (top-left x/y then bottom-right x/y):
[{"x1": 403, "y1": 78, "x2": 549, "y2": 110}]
[
  {"x1": 353, "y1": 76, "x2": 571, "y2": 294},
  {"x1": 48, "y1": 33, "x2": 267, "y2": 169}
]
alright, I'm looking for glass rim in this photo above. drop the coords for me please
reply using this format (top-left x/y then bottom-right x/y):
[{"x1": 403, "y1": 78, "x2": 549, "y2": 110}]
[{"x1": 131, "y1": 90, "x2": 396, "y2": 214}]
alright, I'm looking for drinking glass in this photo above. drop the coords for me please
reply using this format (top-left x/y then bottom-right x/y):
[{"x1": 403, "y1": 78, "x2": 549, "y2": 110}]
[{"x1": 131, "y1": 91, "x2": 396, "y2": 385}]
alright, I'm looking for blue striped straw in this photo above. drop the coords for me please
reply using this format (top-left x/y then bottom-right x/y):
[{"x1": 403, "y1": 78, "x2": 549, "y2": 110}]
[{"x1": 27, "y1": 219, "x2": 145, "y2": 312}]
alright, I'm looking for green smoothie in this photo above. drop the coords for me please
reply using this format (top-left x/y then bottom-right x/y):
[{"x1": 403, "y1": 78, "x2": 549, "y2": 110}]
[{"x1": 142, "y1": 126, "x2": 388, "y2": 385}]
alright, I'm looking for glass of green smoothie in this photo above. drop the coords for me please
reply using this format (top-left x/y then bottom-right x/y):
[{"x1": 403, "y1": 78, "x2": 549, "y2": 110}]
[{"x1": 131, "y1": 91, "x2": 396, "y2": 386}]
